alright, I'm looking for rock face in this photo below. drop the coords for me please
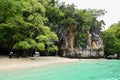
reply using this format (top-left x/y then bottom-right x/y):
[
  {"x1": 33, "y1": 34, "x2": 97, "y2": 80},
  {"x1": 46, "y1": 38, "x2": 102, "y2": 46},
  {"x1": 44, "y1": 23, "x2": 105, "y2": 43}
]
[
  {"x1": 79, "y1": 31, "x2": 104, "y2": 57},
  {"x1": 60, "y1": 29, "x2": 104, "y2": 58}
]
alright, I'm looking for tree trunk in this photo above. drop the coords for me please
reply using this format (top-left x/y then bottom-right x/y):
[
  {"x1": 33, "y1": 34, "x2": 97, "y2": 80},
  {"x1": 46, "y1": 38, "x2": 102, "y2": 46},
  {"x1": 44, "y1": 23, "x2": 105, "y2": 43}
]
[{"x1": 22, "y1": 50, "x2": 28, "y2": 57}]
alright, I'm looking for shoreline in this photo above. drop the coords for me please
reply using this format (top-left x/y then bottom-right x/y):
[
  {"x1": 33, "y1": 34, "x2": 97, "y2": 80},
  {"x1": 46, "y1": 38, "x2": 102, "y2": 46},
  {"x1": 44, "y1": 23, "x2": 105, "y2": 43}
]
[
  {"x1": 0, "y1": 56, "x2": 79, "y2": 72},
  {"x1": 0, "y1": 56, "x2": 108, "y2": 72}
]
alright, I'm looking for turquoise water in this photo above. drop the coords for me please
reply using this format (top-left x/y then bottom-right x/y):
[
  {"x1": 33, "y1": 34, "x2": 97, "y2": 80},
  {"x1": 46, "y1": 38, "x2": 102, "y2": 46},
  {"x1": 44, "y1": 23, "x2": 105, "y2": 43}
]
[{"x1": 0, "y1": 60, "x2": 120, "y2": 80}]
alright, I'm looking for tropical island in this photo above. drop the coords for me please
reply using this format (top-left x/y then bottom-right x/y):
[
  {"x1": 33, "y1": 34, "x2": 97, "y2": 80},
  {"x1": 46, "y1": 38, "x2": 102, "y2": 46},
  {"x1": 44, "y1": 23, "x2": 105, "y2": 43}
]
[{"x1": 0, "y1": 0, "x2": 120, "y2": 80}]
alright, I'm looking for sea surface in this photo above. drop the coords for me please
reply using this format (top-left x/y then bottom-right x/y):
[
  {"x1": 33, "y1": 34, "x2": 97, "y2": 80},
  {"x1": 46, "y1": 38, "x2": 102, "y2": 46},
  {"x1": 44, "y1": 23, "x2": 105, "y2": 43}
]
[{"x1": 0, "y1": 60, "x2": 120, "y2": 80}]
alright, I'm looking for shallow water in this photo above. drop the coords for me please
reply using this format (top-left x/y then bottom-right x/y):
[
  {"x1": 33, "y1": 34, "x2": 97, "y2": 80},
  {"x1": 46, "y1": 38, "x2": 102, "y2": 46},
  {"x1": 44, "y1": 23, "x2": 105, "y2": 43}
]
[{"x1": 0, "y1": 60, "x2": 120, "y2": 80}]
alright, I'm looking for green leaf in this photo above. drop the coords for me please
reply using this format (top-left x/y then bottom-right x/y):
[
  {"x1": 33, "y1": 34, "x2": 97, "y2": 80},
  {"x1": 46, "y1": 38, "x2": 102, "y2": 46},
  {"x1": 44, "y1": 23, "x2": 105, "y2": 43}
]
[{"x1": 13, "y1": 41, "x2": 31, "y2": 50}]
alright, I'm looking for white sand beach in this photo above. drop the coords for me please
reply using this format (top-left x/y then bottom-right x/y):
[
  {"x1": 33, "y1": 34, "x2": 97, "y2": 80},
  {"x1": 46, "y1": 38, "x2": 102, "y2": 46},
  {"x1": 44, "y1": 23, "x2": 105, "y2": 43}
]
[
  {"x1": 0, "y1": 56, "x2": 107, "y2": 72},
  {"x1": 0, "y1": 56, "x2": 79, "y2": 72}
]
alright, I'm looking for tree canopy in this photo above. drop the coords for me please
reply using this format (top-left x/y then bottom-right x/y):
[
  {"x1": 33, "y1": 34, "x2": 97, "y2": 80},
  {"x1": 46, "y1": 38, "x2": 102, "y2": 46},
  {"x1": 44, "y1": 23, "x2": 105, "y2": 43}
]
[
  {"x1": 103, "y1": 22, "x2": 120, "y2": 55},
  {"x1": 0, "y1": 0, "x2": 58, "y2": 56},
  {"x1": 0, "y1": 0, "x2": 106, "y2": 57}
]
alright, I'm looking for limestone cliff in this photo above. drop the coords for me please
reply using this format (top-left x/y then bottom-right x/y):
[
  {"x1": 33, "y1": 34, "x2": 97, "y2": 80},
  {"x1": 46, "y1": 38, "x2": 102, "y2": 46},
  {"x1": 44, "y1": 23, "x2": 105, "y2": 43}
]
[
  {"x1": 60, "y1": 29, "x2": 104, "y2": 58},
  {"x1": 80, "y1": 31, "x2": 104, "y2": 57}
]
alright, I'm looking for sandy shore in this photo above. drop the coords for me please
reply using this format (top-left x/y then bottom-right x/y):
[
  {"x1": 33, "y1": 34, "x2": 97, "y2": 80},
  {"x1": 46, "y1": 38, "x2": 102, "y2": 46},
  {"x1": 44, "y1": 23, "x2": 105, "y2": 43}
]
[
  {"x1": 0, "y1": 56, "x2": 79, "y2": 72},
  {"x1": 0, "y1": 56, "x2": 107, "y2": 72}
]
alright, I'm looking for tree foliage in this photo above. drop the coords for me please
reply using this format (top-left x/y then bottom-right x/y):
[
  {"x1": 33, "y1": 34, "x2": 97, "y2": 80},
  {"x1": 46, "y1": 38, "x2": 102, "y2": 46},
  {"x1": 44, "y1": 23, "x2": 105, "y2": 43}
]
[
  {"x1": 0, "y1": 0, "x2": 58, "y2": 56},
  {"x1": 103, "y1": 22, "x2": 120, "y2": 55},
  {"x1": 0, "y1": 0, "x2": 106, "y2": 57}
]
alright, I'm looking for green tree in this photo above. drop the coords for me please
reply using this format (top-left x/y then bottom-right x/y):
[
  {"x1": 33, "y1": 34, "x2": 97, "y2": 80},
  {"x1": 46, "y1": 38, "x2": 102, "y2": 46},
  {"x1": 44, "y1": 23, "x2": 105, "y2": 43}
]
[
  {"x1": 0, "y1": 0, "x2": 58, "y2": 57},
  {"x1": 0, "y1": 0, "x2": 22, "y2": 49},
  {"x1": 103, "y1": 22, "x2": 120, "y2": 55}
]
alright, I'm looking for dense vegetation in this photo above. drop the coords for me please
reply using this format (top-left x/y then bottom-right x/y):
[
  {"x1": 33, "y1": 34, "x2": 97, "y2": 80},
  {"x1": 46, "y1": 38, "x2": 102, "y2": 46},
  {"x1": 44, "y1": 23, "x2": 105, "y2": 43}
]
[
  {"x1": 0, "y1": 0, "x2": 106, "y2": 57},
  {"x1": 103, "y1": 22, "x2": 120, "y2": 56}
]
